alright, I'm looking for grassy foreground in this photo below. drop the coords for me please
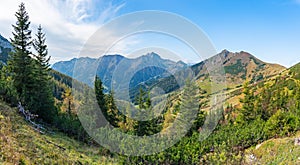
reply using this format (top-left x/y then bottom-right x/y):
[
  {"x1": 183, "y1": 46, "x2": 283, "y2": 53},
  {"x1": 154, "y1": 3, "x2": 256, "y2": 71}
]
[
  {"x1": 245, "y1": 132, "x2": 300, "y2": 164},
  {"x1": 0, "y1": 101, "x2": 117, "y2": 164}
]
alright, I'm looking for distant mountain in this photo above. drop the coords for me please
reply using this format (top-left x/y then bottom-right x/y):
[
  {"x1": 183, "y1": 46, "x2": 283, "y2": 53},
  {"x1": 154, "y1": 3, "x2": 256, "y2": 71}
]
[
  {"x1": 0, "y1": 34, "x2": 12, "y2": 66},
  {"x1": 52, "y1": 52, "x2": 188, "y2": 91},
  {"x1": 193, "y1": 50, "x2": 286, "y2": 87}
]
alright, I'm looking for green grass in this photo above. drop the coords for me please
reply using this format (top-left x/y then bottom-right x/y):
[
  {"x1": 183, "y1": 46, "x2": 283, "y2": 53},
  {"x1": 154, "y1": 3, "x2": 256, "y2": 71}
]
[
  {"x1": 0, "y1": 101, "x2": 117, "y2": 164},
  {"x1": 245, "y1": 133, "x2": 300, "y2": 164},
  {"x1": 197, "y1": 79, "x2": 229, "y2": 95},
  {"x1": 290, "y1": 62, "x2": 300, "y2": 80}
]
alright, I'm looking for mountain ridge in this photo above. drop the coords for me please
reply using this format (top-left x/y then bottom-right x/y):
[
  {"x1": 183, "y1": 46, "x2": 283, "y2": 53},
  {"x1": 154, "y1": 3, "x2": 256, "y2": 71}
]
[{"x1": 52, "y1": 52, "x2": 188, "y2": 90}]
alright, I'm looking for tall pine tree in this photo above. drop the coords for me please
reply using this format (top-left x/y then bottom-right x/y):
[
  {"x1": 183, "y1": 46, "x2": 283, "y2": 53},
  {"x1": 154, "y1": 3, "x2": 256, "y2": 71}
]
[
  {"x1": 9, "y1": 3, "x2": 33, "y2": 104},
  {"x1": 32, "y1": 25, "x2": 56, "y2": 123},
  {"x1": 239, "y1": 81, "x2": 255, "y2": 122},
  {"x1": 94, "y1": 76, "x2": 109, "y2": 123},
  {"x1": 105, "y1": 90, "x2": 122, "y2": 127}
]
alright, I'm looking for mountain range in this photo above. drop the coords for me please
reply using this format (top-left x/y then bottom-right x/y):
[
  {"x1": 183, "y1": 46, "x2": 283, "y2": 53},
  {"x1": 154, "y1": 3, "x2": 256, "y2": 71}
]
[
  {"x1": 53, "y1": 50, "x2": 285, "y2": 91},
  {"x1": 52, "y1": 52, "x2": 188, "y2": 91}
]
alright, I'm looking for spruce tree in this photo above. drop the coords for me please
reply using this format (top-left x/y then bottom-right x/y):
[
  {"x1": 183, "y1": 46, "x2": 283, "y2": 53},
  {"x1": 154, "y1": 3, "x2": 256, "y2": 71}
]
[
  {"x1": 137, "y1": 87, "x2": 146, "y2": 109},
  {"x1": 31, "y1": 25, "x2": 56, "y2": 122},
  {"x1": 145, "y1": 92, "x2": 151, "y2": 109},
  {"x1": 95, "y1": 76, "x2": 108, "y2": 121},
  {"x1": 33, "y1": 25, "x2": 50, "y2": 69},
  {"x1": 239, "y1": 82, "x2": 255, "y2": 122},
  {"x1": 105, "y1": 90, "x2": 121, "y2": 127},
  {"x1": 32, "y1": 25, "x2": 54, "y2": 118},
  {"x1": 180, "y1": 79, "x2": 201, "y2": 136},
  {"x1": 9, "y1": 3, "x2": 32, "y2": 104}
]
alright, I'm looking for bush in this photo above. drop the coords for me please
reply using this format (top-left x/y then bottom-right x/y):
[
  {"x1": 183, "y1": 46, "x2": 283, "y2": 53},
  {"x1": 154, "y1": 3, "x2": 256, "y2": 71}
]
[{"x1": 264, "y1": 110, "x2": 300, "y2": 137}]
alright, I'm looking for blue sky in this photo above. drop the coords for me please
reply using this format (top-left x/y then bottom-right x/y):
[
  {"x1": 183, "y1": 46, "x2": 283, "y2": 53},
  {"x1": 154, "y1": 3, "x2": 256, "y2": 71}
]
[
  {"x1": 0, "y1": 0, "x2": 300, "y2": 67},
  {"x1": 115, "y1": 0, "x2": 300, "y2": 67}
]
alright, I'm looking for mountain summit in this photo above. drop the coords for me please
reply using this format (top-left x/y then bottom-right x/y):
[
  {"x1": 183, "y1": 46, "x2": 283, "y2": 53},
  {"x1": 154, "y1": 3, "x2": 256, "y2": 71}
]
[{"x1": 193, "y1": 50, "x2": 286, "y2": 86}]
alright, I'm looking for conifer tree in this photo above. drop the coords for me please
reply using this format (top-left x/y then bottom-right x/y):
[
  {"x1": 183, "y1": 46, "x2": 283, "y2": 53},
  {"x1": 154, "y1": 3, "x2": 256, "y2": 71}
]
[
  {"x1": 145, "y1": 92, "x2": 151, "y2": 109},
  {"x1": 95, "y1": 76, "x2": 109, "y2": 122},
  {"x1": 180, "y1": 79, "x2": 202, "y2": 135},
  {"x1": 33, "y1": 25, "x2": 50, "y2": 69},
  {"x1": 9, "y1": 3, "x2": 33, "y2": 104},
  {"x1": 32, "y1": 25, "x2": 56, "y2": 122},
  {"x1": 105, "y1": 90, "x2": 121, "y2": 127},
  {"x1": 137, "y1": 87, "x2": 146, "y2": 109},
  {"x1": 239, "y1": 82, "x2": 255, "y2": 122}
]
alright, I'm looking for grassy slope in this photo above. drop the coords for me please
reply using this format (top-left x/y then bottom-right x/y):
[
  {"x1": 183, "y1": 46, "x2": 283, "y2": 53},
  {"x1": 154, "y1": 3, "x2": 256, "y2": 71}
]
[
  {"x1": 0, "y1": 101, "x2": 117, "y2": 165},
  {"x1": 245, "y1": 132, "x2": 300, "y2": 164}
]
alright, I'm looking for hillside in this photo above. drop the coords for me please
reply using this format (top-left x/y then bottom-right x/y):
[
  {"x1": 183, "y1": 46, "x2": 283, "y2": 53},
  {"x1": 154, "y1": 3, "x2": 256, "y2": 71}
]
[
  {"x1": 0, "y1": 101, "x2": 116, "y2": 164},
  {"x1": 245, "y1": 132, "x2": 300, "y2": 164},
  {"x1": 222, "y1": 60, "x2": 298, "y2": 110}
]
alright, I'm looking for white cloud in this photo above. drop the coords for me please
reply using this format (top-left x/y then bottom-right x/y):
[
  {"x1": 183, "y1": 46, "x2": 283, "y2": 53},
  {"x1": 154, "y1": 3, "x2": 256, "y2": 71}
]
[{"x1": 0, "y1": 0, "x2": 125, "y2": 63}]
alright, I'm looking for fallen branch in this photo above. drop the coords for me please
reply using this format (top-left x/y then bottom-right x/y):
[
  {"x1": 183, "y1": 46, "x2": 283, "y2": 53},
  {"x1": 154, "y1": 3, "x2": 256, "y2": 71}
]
[
  {"x1": 44, "y1": 139, "x2": 66, "y2": 151},
  {"x1": 18, "y1": 102, "x2": 47, "y2": 134}
]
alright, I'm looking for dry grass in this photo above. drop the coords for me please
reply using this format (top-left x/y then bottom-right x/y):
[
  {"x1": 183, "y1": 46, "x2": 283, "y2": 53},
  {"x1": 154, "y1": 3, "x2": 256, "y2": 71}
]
[
  {"x1": 0, "y1": 101, "x2": 117, "y2": 165},
  {"x1": 245, "y1": 132, "x2": 300, "y2": 164}
]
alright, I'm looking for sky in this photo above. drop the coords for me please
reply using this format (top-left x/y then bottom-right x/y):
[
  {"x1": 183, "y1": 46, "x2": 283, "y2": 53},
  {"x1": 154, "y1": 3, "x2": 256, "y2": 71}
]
[{"x1": 0, "y1": 0, "x2": 300, "y2": 67}]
